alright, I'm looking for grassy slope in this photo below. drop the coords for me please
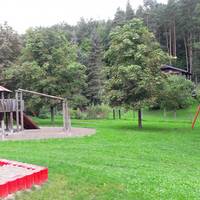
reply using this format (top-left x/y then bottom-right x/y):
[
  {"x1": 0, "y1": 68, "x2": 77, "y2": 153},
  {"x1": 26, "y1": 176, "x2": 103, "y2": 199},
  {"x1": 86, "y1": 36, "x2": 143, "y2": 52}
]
[{"x1": 1, "y1": 106, "x2": 200, "y2": 199}]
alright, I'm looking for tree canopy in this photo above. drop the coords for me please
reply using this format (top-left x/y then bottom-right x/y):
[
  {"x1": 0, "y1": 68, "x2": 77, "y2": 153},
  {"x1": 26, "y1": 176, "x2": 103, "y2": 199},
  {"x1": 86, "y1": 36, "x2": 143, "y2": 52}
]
[
  {"x1": 4, "y1": 27, "x2": 87, "y2": 113},
  {"x1": 105, "y1": 19, "x2": 167, "y2": 127}
]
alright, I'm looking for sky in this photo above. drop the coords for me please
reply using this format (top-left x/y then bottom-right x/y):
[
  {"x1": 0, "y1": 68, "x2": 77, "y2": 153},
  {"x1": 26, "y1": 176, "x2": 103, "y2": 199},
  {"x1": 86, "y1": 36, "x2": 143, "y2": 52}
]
[{"x1": 0, "y1": 0, "x2": 167, "y2": 34}]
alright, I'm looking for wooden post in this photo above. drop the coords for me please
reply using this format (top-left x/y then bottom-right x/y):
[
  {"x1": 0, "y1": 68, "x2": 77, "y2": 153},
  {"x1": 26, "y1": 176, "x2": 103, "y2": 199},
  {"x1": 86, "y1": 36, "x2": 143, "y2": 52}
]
[
  {"x1": 63, "y1": 100, "x2": 66, "y2": 131},
  {"x1": 10, "y1": 112, "x2": 14, "y2": 133},
  {"x1": 15, "y1": 91, "x2": 19, "y2": 132},
  {"x1": 1, "y1": 120, "x2": 5, "y2": 140},
  {"x1": 1, "y1": 92, "x2": 4, "y2": 100},
  {"x1": 65, "y1": 101, "x2": 71, "y2": 131},
  {"x1": 63, "y1": 99, "x2": 71, "y2": 132},
  {"x1": 1, "y1": 92, "x2": 5, "y2": 136},
  {"x1": 5, "y1": 113, "x2": 9, "y2": 130},
  {"x1": 192, "y1": 105, "x2": 200, "y2": 129},
  {"x1": 20, "y1": 91, "x2": 24, "y2": 131}
]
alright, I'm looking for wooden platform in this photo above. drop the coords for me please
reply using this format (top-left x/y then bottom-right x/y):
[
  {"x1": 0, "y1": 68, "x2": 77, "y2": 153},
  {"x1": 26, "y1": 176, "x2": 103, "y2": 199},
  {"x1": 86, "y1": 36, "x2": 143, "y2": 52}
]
[{"x1": 1, "y1": 127, "x2": 96, "y2": 141}]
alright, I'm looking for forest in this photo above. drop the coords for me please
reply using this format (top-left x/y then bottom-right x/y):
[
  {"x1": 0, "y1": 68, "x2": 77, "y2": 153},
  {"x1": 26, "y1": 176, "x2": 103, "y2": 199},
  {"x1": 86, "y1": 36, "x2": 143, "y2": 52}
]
[{"x1": 0, "y1": 0, "x2": 200, "y2": 127}]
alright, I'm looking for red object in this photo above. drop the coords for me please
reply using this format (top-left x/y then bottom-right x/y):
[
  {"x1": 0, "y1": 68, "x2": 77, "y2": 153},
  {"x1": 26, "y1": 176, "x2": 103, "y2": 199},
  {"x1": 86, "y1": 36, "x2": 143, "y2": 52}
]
[
  {"x1": 0, "y1": 159, "x2": 48, "y2": 198},
  {"x1": 0, "y1": 182, "x2": 8, "y2": 198}
]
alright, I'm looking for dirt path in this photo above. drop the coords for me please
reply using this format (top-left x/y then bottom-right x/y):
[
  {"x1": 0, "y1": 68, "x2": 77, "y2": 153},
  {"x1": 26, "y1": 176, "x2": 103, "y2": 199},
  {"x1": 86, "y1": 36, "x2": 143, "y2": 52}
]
[{"x1": 1, "y1": 127, "x2": 96, "y2": 141}]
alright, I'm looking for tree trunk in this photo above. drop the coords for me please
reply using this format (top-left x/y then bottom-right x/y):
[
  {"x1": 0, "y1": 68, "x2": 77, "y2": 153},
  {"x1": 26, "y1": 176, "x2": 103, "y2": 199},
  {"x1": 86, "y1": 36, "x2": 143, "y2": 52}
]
[
  {"x1": 146, "y1": 14, "x2": 149, "y2": 28},
  {"x1": 163, "y1": 108, "x2": 167, "y2": 119},
  {"x1": 138, "y1": 109, "x2": 142, "y2": 128},
  {"x1": 166, "y1": 28, "x2": 170, "y2": 55},
  {"x1": 113, "y1": 109, "x2": 115, "y2": 120},
  {"x1": 189, "y1": 32, "x2": 193, "y2": 79},
  {"x1": 118, "y1": 109, "x2": 121, "y2": 119},
  {"x1": 50, "y1": 106, "x2": 55, "y2": 125},
  {"x1": 173, "y1": 19, "x2": 176, "y2": 58},
  {"x1": 184, "y1": 36, "x2": 189, "y2": 75},
  {"x1": 195, "y1": 75, "x2": 198, "y2": 84},
  {"x1": 169, "y1": 27, "x2": 172, "y2": 64}
]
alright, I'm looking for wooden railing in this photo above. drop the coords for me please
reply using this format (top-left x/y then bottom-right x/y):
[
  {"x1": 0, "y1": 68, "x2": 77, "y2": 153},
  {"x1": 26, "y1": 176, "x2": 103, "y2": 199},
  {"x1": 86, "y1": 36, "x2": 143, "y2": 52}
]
[{"x1": 0, "y1": 99, "x2": 24, "y2": 112}]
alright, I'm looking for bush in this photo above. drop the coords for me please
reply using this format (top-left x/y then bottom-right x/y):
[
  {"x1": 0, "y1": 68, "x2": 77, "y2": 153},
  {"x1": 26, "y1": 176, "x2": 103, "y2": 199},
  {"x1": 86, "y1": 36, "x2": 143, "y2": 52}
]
[
  {"x1": 86, "y1": 105, "x2": 111, "y2": 119},
  {"x1": 158, "y1": 75, "x2": 194, "y2": 111},
  {"x1": 70, "y1": 105, "x2": 111, "y2": 120},
  {"x1": 70, "y1": 109, "x2": 87, "y2": 119},
  {"x1": 38, "y1": 107, "x2": 49, "y2": 119},
  {"x1": 194, "y1": 85, "x2": 200, "y2": 103}
]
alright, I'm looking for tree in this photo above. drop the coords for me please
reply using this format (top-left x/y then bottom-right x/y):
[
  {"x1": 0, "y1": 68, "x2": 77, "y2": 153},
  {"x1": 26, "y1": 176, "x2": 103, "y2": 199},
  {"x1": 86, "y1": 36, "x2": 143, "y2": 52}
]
[
  {"x1": 4, "y1": 27, "x2": 87, "y2": 115},
  {"x1": 125, "y1": 1, "x2": 134, "y2": 21},
  {"x1": 85, "y1": 31, "x2": 103, "y2": 105},
  {"x1": 177, "y1": 0, "x2": 199, "y2": 78},
  {"x1": 0, "y1": 22, "x2": 21, "y2": 79},
  {"x1": 105, "y1": 19, "x2": 167, "y2": 128},
  {"x1": 113, "y1": 7, "x2": 126, "y2": 27},
  {"x1": 194, "y1": 84, "x2": 200, "y2": 103},
  {"x1": 159, "y1": 75, "x2": 194, "y2": 118}
]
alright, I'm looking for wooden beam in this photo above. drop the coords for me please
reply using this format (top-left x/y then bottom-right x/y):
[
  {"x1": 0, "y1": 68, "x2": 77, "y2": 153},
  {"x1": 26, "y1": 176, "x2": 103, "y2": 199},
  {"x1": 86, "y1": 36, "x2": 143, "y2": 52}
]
[
  {"x1": 192, "y1": 105, "x2": 200, "y2": 129},
  {"x1": 1, "y1": 120, "x2": 5, "y2": 140},
  {"x1": 65, "y1": 101, "x2": 71, "y2": 131},
  {"x1": 17, "y1": 89, "x2": 64, "y2": 101},
  {"x1": 63, "y1": 101, "x2": 66, "y2": 131},
  {"x1": 10, "y1": 112, "x2": 13, "y2": 133},
  {"x1": 17, "y1": 89, "x2": 71, "y2": 131},
  {"x1": 63, "y1": 100, "x2": 71, "y2": 132}
]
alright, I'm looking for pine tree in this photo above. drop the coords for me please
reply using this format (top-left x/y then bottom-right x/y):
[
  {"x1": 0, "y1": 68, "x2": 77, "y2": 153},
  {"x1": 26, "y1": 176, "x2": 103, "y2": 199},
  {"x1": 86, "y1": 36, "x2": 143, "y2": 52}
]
[
  {"x1": 177, "y1": 0, "x2": 199, "y2": 78},
  {"x1": 125, "y1": 0, "x2": 134, "y2": 21},
  {"x1": 86, "y1": 31, "x2": 102, "y2": 105},
  {"x1": 113, "y1": 7, "x2": 126, "y2": 27}
]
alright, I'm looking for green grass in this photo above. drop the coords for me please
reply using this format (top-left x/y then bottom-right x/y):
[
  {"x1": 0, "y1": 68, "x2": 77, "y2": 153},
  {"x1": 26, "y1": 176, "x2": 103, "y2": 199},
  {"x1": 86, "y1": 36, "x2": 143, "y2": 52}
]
[{"x1": 1, "y1": 106, "x2": 200, "y2": 199}]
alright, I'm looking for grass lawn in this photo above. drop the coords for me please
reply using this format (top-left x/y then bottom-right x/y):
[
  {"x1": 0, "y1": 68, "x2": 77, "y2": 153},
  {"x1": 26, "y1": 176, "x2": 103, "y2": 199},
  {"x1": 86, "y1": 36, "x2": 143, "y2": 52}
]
[{"x1": 1, "y1": 107, "x2": 200, "y2": 199}]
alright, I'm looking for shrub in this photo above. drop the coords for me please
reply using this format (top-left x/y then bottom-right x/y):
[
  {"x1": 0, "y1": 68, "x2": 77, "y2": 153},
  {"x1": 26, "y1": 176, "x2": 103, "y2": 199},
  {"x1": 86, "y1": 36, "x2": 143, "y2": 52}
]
[
  {"x1": 194, "y1": 85, "x2": 200, "y2": 103},
  {"x1": 38, "y1": 107, "x2": 49, "y2": 119},
  {"x1": 86, "y1": 105, "x2": 111, "y2": 119},
  {"x1": 70, "y1": 109, "x2": 87, "y2": 119},
  {"x1": 158, "y1": 75, "x2": 194, "y2": 111}
]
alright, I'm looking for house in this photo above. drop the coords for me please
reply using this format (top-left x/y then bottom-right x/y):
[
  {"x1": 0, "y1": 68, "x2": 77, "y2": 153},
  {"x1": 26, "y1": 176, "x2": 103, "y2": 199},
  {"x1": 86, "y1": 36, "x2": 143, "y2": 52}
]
[{"x1": 161, "y1": 65, "x2": 191, "y2": 79}]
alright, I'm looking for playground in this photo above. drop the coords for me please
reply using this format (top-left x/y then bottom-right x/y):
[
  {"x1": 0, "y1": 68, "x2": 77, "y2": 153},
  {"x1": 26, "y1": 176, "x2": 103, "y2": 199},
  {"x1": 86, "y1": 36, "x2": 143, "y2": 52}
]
[{"x1": 0, "y1": 86, "x2": 95, "y2": 142}]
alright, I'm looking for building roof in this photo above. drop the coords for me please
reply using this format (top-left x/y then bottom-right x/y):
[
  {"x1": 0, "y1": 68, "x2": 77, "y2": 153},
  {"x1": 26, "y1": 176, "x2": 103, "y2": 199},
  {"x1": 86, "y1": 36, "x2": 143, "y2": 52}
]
[
  {"x1": 161, "y1": 65, "x2": 191, "y2": 75},
  {"x1": 0, "y1": 86, "x2": 12, "y2": 93}
]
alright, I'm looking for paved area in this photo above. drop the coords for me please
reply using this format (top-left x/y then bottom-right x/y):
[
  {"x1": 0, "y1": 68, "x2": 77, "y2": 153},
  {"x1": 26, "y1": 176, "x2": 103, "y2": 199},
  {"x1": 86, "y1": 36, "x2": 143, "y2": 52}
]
[{"x1": 1, "y1": 127, "x2": 96, "y2": 141}]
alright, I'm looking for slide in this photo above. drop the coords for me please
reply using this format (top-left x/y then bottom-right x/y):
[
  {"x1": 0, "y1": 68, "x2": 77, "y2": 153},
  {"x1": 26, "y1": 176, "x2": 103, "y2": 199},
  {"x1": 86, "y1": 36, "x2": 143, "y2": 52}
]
[{"x1": 13, "y1": 112, "x2": 39, "y2": 129}]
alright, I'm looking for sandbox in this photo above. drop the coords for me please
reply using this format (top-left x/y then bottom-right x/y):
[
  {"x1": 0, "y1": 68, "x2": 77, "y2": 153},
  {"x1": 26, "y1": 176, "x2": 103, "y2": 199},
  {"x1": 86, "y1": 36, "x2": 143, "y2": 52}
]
[
  {"x1": 0, "y1": 159, "x2": 48, "y2": 198},
  {"x1": 1, "y1": 127, "x2": 96, "y2": 141}
]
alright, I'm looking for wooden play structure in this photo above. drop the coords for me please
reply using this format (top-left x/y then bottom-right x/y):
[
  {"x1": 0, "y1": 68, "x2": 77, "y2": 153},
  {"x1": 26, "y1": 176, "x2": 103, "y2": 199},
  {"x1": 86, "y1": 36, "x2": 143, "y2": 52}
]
[
  {"x1": 192, "y1": 105, "x2": 200, "y2": 128},
  {"x1": 0, "y1": 86, "x2": 71, "y2": 138}
]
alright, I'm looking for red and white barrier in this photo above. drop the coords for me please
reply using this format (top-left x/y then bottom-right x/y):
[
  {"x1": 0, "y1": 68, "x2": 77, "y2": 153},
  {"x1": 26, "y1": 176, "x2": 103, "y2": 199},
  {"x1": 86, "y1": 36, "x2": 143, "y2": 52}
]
[{"x1": 0, "y1": 159, "x2": 48, "y2": 198}]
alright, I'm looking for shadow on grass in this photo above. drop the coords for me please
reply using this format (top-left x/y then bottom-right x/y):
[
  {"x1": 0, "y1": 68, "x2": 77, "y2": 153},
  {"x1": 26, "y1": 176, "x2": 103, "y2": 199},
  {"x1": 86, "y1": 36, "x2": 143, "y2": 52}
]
[{"x1": 98, "y1": 119, "x2": 196, "y2": 135}]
